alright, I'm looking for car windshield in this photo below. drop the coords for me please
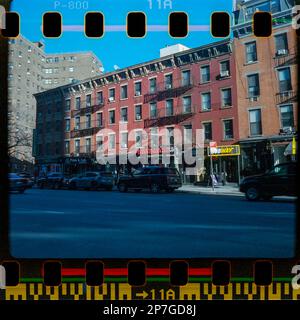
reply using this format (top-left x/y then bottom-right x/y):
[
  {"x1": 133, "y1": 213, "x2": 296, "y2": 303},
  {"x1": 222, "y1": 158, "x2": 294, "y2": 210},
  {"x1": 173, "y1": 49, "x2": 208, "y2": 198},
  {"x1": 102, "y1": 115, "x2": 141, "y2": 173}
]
[{"x1": 268, "y1": 165, "x2": 289, "y2": 175}]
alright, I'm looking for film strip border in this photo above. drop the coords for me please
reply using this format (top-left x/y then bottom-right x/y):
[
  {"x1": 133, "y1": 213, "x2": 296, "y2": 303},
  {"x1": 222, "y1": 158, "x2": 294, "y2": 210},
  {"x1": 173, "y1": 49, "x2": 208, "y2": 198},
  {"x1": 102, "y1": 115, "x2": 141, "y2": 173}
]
[
  {"x1": 1, "y1": 260, "x2": 300, "y2": 300},
  {"x1": 0, "y1": 10, "x2": 292, "y2": 39}
]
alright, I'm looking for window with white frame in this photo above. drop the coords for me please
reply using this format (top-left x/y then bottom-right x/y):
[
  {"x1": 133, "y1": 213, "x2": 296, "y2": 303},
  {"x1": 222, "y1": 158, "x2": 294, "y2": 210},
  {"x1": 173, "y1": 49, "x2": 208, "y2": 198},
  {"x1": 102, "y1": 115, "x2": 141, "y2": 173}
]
[
  {"x1": 85, "y1": 138, "x2": 91, "y2": 153},
  {"x1": 150, "y1": 102, "x2": 157, "y2": 118},
  {"x1": 149, "y1": 78, "x2": 157, "y2": 93},
  {"x1": 245, "y1": 41, "x2": 257, "y2": 63},
  {"x1": 223, "y1": 119, "x2": 234, "y2": 139},
  {"x1": 75, "y1": 116, "x2": 80, "y2": 130},
  {"x1": 135, "y1": 82, "x2": 142, "y2": 96},
  {"x1": 121, "y1": 85, "x2": 128, "y2": 99},
  {"x1": 182, "y1": 70, "x2": 191, "y2": 86},
  {"x1": 203, "y1": 122, "x2": 212, "y2": 141},
  {"x1": 278, "y1": 68, "x2": 292, "y2": 92},
  {"x1": 121, "y1": 107, "x2": 128, "y2": 122},
  {"x1": 86, "y1": 94, "x2": 92, "y2": 107},
  {"x1": 165, "y1": 74, "x2": 173, "y2": 89},
  {"x1": 280, "y1": 104, "x2": 294, "y2": 129},
  {"x1": 75, "y1": 139, "x2": 80, "y2": 154},
  {"x1": 200, "y1": 65, "x2": 210, "y2": 83},
  {"x1": 135, "y1": 130, "x2": 143, "y2": 148},
  {"x1": 221, "y1": 88, "x2": 232, "y2": 107},
  {"x1": 166, "y1": 99, "x2": 174, "y2": 116},
  {"x1": 120, "y1": 132, "x2": 128, "y2": 148},
  {"x1": 109, "y1": 88, "x2": 115, "y2": 101},
  {"x1": 249, "y1": 109, "x2": 262, "y2": 136},
  {"x1": 109, "y1": 110, "x2": 115, "y2": 124},
  {"x1": 183, "y1": 96, "x2": 192, "y2": 113},
  {"x1": 135, "y1": 105, "x2": 142, "y2": 120},
  {"x1": 96, "y1": 112, "x2": 103, "y2": 127},
  {"x1": 108, "y1": 134, "x2": 116, "y2": 150},
  {"x1": 201, "y1": 92, "x2": 211, "y2": 111}
]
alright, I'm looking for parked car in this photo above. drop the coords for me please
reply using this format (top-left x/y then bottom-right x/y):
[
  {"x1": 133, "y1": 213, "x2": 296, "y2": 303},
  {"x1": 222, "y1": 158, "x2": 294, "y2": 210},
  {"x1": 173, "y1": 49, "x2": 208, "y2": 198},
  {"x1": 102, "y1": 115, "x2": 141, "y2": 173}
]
[
  {"x1": 117, "y1": 166, "x2": 182, "y2": 193},
  {"x1": 68, "y1": 171, "x2": 114, "y2": 190},
  {"x1": 239, "y1": 162, "x2": 297, "y2": 201},
  {"x1": 37, "y1": 173, "x2": 65, "y2": 189},
  {"x1": 17, "y1": 172, "x2": 35, "y2": 188},
  {"x1": 9, "y1": 173, "x2": 29, "y2": 193}
]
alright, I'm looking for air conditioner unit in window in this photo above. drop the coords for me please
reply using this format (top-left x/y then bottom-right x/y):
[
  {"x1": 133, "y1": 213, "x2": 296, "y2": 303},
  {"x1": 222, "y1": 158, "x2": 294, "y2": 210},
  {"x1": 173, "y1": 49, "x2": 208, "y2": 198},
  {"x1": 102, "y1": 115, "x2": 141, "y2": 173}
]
[
  {"x1": 220, "y1": 70, "x2": 230, "y2": 77},
  {"x1": 249, "y1": 96, "x2": 258, "y2": 102},
  {"x1": 109, "y1": 97, "x2": 115, "y2": 102},
  {"x1": 136, "y1": 115, "x2": 142, "y2": 120},
  {"x1": 166, "y1": 84, "x2": 172, "y2": 89},
  {"x1": 136, "y1": 91, "x2": 141, "y2": 96},
  {"x1": 277, "y1": 49, "x2": 288, "y2": 56}
]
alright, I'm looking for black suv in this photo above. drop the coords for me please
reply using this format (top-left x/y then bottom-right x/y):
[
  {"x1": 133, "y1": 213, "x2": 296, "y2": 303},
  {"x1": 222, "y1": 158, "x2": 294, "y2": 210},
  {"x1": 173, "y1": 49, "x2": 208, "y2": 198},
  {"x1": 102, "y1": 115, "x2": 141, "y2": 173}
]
[
  {"x1": 117, "y1": 166, "x2": 182, "y2": 193},
  {"x1": 239, "y1": 162, "x2": 297, "y2": 201}
]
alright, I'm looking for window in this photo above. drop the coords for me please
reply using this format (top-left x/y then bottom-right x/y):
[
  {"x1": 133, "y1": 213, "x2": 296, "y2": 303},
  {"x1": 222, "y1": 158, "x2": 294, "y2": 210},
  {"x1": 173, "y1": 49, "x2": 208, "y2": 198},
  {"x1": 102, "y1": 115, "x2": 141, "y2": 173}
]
[
  {"x1": 75, "y1": 140, "x2": 80, "y2": 154},
  {"x1": 203, "y1": 122, "x2": 212, "y2": 141},
  {"x1": 221, "y1": 88, "x2": 232, "y2": 107},
  {"x1": 121, "y1": 132, "x2": 128, "y2": 148},
  {"x1": 65, "y1": 119, "x2": 70, "y2": 132},
  {"x1": 201, "y1": 92, "x2": 211, "y2": 111},
  {"x1": 18, "y1": 51, "x2": 22, "y2": 58},
  {"x1": 167, "y1": 127, "x2": 174, "y2": 147},
  {"x1": 65, "y1": 141, "x2": 70, "y2": 154},
  {"x1": 184, "y1": 125, "x2": 192, "y2": 144},
  {"x1": 278, "y1": 68, "x2": 292, "y2": 92},
  {"x1": 121, "y1": 85, "x2": 128, "y2": 99},
  {"x1": 135, "y1": 105, "x2": 142, "y2": 120},
  {"x1": 121, "y1": 107, "x2": 128, "y2": 122},
  {"x1": 245, "y1": 41, "x2": 257, "y2": 63},
  {"x1": 223, "y1": 119, "x2": 234, "y2": 140},
  {"x1": 183, "y1": 96, "x2": 192, "y2": 113},
  {"x1": 200, "y1": 65, "x2": 210, "y2": 83},
  {"x1": 247, "y1": 74, "x2": 260, "y2": 97},
  {"x1": 135, "y1": 131, "x2": 143, "y2": 148},
  {"x1": 75, "y1": 97, "x2": 81, "y2": 110},
  {"x1": 109, "y1": 110, "x2": 115, "y2": 124},
  {"x1": 249, "y1": 109, "x2": 262, "y2": 136},
  {"x1": 150, "y1": 102, "x2": 157, "y2": 118},
  {"x1": 135, "y1": 82, "x2": 142, "y2": 96},
  {"x1": 109, "y1": 88, "x2": 115, "y2": 101},
  {"x1": 275, "y1": 33, "x2": 288, "y2": 55},
  {"x1": 182, "y1": 70, "x2": 191, "y2": 86},
  {"x1": 166, "y1": 99, "x2": 174, "y2": 116},
  {"x1": 149, "y1": 78, "x2": 157, "y2": 93},
  {"x1": 69, "y1": 67, "x2": 74, "y2": 72},
  {"x1": 75, "y1": 117, "x2": 80, "y2": 130},
  {"x1": 108, "y1": 134, "x2": 116, "y2": 150},
  {"x1": 96, "y1": 112, "x2": 103, "y2": 127},
  {"x1": 165, "y1": 74, "x2": 173, "y2": 89},
  {"x1": 280, "y1": 104, "x2": 294, "y2": 129},
  {"x1": 97, "y1": 91, "x2": 103, "y2": 104},
  {"x1": 27, "y1": 57, "x2": 31, "y2": 64},
  {"x1": 150, "y1": 128, "x2": 159, "y2": 148},
  {"x1": 85, "y1": 138, "x2": 91, "y2": 153},
  {"x1": 96, "y1": 136, "x2": 103, "y2": 151},
  {"x1": 86, "y1": 94, "x2": 92, "y2": 107},
  {"x1": 86, "y1": 114, "x2": 91, "y2": 128},
  {"x1": 220, "y1": 60, "x2": 230, "y2": 77}
]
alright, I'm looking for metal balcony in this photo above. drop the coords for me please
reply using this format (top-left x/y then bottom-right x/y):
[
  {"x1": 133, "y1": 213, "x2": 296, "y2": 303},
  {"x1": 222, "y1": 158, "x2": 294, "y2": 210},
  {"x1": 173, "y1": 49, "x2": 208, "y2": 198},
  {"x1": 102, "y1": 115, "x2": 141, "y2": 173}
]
[
  {"x1": 275, "y1": 91, "x2": 297, "y2": 104},
  {"x1": 144, "y1": 79, "x2": 194, "y2": 104},
  {"x1": 70, "y1": 121, "x2": 104, "y2": 138},
  {"x1": 71, "y1": 100, "x2": 105, "y2": 117},
  {"x1": 144, "y1": 105, "x2": 196, "y2": 128},
  {"x1": 273, "y1": 51, "x2": 297, "y2": 68}
]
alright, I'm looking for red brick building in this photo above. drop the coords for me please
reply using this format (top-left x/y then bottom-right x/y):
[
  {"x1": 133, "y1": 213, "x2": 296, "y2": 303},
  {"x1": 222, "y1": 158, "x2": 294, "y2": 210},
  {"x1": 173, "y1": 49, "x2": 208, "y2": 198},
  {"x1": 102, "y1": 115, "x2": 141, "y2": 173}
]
[
  {"x1": 34, "y1": 39, "x2": 240, "y2": 182},
  {"x1": 232, "y1": 0, "x2": 297, "y2": 176}
]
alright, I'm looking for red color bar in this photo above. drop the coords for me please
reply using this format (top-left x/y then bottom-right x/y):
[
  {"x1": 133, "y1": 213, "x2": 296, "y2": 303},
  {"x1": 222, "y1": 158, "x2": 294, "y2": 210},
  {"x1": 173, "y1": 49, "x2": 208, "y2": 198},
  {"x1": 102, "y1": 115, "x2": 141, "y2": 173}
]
[{"x1": 59, "y1": 268, "x2": 212, "y2": 277}]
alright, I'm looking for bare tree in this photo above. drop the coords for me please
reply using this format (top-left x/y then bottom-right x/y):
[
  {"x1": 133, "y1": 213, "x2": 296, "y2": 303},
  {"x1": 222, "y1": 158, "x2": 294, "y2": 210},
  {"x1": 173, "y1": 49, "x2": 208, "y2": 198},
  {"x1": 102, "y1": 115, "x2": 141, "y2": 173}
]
[{"x1": 8, "y1": 128, "x2": 32, "y2": 158}]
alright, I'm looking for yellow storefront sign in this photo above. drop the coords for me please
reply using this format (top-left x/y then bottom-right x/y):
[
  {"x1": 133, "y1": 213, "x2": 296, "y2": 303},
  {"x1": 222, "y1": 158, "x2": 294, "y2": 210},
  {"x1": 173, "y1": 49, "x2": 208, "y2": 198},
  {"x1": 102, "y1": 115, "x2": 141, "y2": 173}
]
[{"x1": 208, "y1": 145, "x2": 241, "y2": 157}]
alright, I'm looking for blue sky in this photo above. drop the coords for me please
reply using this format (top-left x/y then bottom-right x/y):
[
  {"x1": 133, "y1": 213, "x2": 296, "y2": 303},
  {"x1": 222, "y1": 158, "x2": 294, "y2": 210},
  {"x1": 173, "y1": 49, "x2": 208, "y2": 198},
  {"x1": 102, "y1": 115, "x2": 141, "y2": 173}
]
[{"x1": 11, "y1": 0, "x2": 233, "y2": 72}]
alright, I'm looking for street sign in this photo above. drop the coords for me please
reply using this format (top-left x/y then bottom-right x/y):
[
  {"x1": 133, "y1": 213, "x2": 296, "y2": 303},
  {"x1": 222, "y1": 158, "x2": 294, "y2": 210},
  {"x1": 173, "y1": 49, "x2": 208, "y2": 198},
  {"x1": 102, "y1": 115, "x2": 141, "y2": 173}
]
[{"x1": 208, "y1": 145, "x2": 240, "y2": 157}]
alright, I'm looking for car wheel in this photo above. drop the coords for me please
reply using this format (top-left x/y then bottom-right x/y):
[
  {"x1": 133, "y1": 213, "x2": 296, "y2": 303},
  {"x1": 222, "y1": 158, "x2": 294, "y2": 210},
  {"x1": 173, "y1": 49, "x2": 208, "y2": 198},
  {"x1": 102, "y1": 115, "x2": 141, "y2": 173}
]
[
  {"x1": 262, "y1": 195, "x2": 272, "y2": 201},
  {"x1": 245, "y1": 186, "x2": 260, "y2": 201},
  {"x1": 118, "y1": 183, "x2": 127, "y2": 193},
  {"x1": 150, "y1": 183, "x2": 160, "y2": 193},
  {"x1": 69, "y1": 182, "x2": 76, "y2": 190}
]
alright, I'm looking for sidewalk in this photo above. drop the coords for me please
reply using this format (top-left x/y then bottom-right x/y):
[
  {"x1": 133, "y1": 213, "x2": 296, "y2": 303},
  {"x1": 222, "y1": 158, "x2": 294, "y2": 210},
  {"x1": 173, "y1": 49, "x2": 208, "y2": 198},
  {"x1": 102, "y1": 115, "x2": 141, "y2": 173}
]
[{"x1": 178, "y1": 183, "x2": 243, "y2": 197}]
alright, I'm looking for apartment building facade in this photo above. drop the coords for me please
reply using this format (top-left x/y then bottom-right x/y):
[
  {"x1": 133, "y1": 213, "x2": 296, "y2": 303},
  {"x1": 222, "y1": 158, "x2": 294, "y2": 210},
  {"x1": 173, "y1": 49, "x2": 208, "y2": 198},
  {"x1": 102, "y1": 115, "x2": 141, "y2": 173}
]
[
  {"x1": 232, "y1": 0, "x2": 297, "y2": 175},
  {"x1": 34, "y1": 39, "x2": 240, "y2": 182},
  {"x1": 8, "y1": 34, "x2": 103, "y2": 172}
]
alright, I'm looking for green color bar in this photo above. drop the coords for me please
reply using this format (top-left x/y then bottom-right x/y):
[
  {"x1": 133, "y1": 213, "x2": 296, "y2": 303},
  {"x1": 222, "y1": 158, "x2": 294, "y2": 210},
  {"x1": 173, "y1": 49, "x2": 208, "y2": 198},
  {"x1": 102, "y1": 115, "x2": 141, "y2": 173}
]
[{"x1": 20, "y1": 277, "x2": 293, "y2": 284}]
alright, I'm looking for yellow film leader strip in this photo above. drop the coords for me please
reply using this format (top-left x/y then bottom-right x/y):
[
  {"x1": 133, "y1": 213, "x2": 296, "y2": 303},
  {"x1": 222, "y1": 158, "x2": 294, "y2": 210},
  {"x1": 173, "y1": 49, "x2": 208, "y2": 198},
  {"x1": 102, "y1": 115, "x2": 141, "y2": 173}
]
[{"x1": 1, "y1": 282, "x2": 300, "y2": 300}]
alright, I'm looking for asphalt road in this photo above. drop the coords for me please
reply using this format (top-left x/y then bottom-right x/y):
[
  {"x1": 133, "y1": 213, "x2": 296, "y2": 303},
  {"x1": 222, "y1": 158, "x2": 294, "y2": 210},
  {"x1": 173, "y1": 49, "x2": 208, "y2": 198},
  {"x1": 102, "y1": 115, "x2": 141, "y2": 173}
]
[{"x1": 9, "y1": 188, "x2": 296, "y2": 258}]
